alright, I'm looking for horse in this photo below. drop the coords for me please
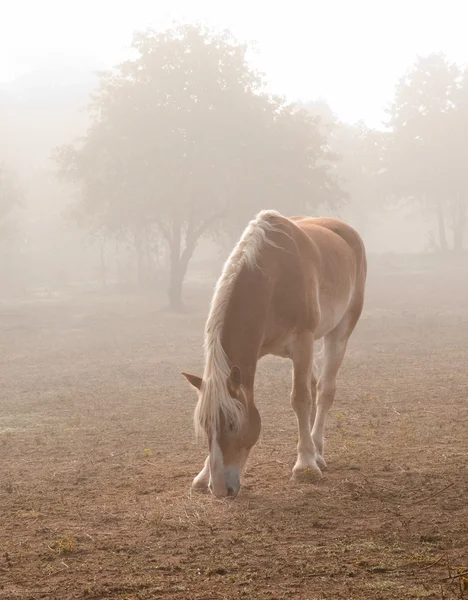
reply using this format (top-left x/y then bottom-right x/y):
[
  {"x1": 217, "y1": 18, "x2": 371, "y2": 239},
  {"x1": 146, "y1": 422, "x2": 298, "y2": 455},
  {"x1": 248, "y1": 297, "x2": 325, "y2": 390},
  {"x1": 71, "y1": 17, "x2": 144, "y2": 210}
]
[{"x1": 182, "y1": 210, "x2": 367, "y2": 498}]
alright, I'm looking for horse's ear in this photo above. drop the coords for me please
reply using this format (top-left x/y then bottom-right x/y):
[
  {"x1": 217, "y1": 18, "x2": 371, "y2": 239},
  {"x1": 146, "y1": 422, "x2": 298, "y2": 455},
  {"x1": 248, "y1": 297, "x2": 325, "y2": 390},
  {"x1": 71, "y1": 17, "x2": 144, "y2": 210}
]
[
  {"x1": 182, "y1": 372, "x2": 203, "y2": 391},
  {"x1": 227, "y1": 365, "x2": 241, "y2": 398}
]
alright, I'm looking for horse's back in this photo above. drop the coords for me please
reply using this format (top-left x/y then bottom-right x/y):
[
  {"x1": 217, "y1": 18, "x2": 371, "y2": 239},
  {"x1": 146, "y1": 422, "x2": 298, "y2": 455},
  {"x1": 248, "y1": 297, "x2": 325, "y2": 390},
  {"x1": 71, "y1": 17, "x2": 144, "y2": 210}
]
[
  {"x1": 290, "y1": 216, "x2": 366, "y2": 285},
  {"x1": 288, "y1": 215, "x2": 367, "y2": 336},
  {"x1": 290, "y1": 216, "x2": 366, "y2": 268}
]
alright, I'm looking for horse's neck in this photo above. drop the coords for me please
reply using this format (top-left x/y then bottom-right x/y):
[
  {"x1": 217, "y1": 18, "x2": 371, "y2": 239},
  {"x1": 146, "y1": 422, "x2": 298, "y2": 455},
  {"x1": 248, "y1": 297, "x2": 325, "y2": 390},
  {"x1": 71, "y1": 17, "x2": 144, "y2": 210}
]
[{"x1": 220, "y1": 265, "x2": 270, "y2": 389}]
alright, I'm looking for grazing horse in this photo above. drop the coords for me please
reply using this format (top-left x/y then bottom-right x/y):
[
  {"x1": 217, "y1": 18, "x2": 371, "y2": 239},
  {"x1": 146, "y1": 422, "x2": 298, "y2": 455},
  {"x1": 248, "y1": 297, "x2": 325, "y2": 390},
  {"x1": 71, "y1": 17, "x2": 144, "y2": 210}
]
[{"x1": 183, "y1": 210, "x2": 367, "y2": 498}]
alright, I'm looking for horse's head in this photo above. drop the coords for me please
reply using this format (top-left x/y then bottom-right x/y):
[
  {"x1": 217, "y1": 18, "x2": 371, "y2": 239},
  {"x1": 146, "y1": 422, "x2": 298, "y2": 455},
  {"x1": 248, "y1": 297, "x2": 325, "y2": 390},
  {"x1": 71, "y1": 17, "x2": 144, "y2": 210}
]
[{"x1": 182, "y1": 365, "x2": 261, "y2": 499}]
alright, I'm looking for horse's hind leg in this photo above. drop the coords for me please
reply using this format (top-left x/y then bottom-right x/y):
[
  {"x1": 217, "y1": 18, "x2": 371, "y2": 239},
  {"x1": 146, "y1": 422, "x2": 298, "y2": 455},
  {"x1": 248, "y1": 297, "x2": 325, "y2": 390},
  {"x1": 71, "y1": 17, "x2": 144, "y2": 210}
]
[
  {"x1": 309, "y1": 346, "x2": 321, "y2": 430},
  {"x1": 290, "y1": 332, "x2": 322, "y2": 482},
  {"x1": 312, "y1": 319, "x2": 352, "y2": 469}
]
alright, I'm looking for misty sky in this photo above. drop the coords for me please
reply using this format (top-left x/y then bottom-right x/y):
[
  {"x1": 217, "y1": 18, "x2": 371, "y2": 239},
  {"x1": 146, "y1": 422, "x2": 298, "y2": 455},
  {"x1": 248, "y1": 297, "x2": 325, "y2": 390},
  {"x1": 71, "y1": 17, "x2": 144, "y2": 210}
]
[{"x1": 2, "y1": 0, "x2": 467, "y2": 127}]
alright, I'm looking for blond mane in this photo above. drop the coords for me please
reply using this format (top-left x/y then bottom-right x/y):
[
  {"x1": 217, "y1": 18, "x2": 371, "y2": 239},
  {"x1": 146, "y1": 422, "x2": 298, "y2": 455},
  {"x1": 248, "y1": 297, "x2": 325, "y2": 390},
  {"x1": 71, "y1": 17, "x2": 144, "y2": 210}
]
[{"x1": 194, "y1": 210, "x2": 282, "y2": 438}]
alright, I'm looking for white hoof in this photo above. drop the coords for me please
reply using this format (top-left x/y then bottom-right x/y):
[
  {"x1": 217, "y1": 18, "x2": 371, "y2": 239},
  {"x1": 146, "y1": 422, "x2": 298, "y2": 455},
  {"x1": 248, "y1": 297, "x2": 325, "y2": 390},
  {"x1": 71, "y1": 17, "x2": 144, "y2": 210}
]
[
  {"x1": 191, "y1": 474, "x2": 209, "y2": 492},
  {"x1": 315, "y1": 454, "x2": 327, "y2": 470},
  {"x1": 292, "y1": 460, "x2": 322, "y2": 483}
]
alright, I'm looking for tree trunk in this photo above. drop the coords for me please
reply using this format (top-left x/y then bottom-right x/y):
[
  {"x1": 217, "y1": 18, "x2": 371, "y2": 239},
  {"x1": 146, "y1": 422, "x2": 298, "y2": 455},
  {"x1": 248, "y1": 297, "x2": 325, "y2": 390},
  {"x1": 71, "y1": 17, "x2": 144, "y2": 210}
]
[
  {"x1": 452, "y1": 192, "x2": 466, "y2": 253},
  {"x1": 99, "y1": 236, "x2": 107, "y2": 291},
  {"x1": 453, "y1": 221, "x2": 465, "y2": 252},
  {"x1": 134, "y1": 231, "x2": 145, "y2": 288},
  {"x1": 436, "y1": 200, "x2": 448, "y2": 253},
  {"x1": 161, "y1": 211, "x2": 224, "y2": 310},
  {"x1": 167, "y1": 222, "x2": 200, "y2": 310}
]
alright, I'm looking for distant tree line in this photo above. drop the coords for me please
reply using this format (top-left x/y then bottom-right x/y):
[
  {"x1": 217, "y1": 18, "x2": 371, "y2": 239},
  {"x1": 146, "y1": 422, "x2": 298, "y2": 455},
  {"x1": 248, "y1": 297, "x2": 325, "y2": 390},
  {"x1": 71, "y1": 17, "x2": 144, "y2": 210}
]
[
  {"x1": 3, "y1": 25, "x2": 466, "y2": 306},
  {"x1": 386, "y1": 53, "x2": 468, "y2": 254},
  {"x1": 301, "y1": 52, "x2": 468, "y2": 256}
]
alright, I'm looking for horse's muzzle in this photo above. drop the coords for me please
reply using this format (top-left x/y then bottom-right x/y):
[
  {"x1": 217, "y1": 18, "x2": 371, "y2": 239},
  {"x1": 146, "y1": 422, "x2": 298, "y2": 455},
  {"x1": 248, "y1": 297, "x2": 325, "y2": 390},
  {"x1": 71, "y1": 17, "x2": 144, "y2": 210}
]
[{"x1": 209, "y1": 466, "x2": 241, "y2": 499}]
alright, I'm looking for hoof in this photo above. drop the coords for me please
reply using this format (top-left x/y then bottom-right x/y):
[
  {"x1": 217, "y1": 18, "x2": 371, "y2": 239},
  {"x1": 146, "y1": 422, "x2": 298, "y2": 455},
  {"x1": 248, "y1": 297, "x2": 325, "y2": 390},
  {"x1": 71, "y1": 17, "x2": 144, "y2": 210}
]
[
  {"x1": 191, "y1": 483, "x2": 210, "y2": 494},
  {"x1": 315, "y1": 455, "x2": 327, "y2": 470},
  {"x1": 191, "y1": 477, "x2": 210, "y2": 493},
  {"x1": 292, "y1": 463, "x2": 322, "y2": 483}
]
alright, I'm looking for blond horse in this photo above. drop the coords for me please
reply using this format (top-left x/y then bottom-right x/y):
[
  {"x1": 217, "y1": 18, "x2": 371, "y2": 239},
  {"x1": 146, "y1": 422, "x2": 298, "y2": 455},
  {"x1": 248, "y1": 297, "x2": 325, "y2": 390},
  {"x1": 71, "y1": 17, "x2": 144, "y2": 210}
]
[{"x1": 183, "y1": 210, "x2": 367, "y2": 498}]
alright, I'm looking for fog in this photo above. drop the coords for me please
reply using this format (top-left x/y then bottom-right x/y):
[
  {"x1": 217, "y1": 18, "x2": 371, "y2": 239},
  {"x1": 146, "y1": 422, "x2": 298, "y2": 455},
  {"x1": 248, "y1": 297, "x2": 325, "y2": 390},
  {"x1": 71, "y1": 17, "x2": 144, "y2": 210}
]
[
  {"x1": 3, "y1": 6, "x2": 468, "y2": 595},
  {"x1": 1, "y1": 4, "x2": 467, "y2": 307}
]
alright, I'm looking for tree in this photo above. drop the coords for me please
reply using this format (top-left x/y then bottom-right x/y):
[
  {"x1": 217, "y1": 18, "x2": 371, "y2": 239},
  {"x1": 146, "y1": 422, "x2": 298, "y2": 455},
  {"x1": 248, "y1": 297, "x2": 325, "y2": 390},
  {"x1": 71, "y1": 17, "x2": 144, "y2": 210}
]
[
  {"x1": 385, "y1": 53, "x2": 466, "y2": 252},
  {"x1": 56, "y1": 24, "x2": 343, "y2": 308}
]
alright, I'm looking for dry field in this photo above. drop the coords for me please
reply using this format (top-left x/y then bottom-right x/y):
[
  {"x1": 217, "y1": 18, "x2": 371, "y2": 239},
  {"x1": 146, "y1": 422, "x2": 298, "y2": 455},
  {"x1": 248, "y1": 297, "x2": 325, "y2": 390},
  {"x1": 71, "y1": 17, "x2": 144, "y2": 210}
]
[{"x1": 1, "y1": 255, "x2": 468, "y2": 599}]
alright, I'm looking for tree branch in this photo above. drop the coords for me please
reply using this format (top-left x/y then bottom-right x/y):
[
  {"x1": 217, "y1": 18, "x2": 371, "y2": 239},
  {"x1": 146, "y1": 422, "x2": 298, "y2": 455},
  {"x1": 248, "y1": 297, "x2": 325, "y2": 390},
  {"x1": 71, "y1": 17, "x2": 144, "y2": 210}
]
[
  {"x1": 155, "y1": 220, "x2": 171, "y2": 243},
  {"x1": 178, "y1": 208, "x2": 226, "y2": 271},
  {"x1": 193, "y1": 207, "x2": 227, "y2": 240}
]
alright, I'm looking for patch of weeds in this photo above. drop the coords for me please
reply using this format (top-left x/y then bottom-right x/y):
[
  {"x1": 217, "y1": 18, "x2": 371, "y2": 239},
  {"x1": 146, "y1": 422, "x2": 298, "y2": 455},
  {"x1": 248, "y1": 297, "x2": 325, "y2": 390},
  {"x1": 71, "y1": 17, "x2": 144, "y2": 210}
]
[
  {"x1": 455, "y1": 566, "x2": 468, "y2": 591},
  {"x1": 143, "y1": 448, "x2": 153, "y2": 457},
  {"x1": 297, "y1": 467, "x2": 314, "y2": 481},
  {"x1": 408, "y1": 551, "x2": 435, "y2": 566},
  {"x1": 341, "y1": 438, "x2": 355, "y2": 452},
  {"x1": 334, "y1": 413, "x2": 347, "y2": 434},
  {"x1": 54, "y1": 535, "x2": 74, "y2": 554}
]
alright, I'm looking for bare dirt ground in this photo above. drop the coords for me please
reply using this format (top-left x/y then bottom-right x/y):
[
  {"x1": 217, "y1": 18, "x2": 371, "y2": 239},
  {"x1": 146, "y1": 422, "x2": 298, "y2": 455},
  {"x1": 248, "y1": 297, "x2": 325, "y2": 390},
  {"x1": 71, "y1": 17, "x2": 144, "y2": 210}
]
[{"x1": 1, "y1": 255, "x2": 468, "y2": 600}]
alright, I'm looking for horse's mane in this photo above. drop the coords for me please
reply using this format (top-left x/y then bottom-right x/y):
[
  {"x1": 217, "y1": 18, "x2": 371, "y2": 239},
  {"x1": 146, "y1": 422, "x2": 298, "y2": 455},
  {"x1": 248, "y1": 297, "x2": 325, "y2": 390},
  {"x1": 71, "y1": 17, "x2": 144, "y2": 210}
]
[{"x1": 194, "y1": 210, "x2": 282, "y2": 438}]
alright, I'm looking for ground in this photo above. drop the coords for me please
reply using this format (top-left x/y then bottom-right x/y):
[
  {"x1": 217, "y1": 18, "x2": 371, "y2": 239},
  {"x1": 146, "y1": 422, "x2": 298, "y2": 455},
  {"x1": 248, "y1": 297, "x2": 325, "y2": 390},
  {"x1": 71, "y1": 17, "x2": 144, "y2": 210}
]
[{"x1": 1, "y1": 255, "x2": 468, "y2": 600}]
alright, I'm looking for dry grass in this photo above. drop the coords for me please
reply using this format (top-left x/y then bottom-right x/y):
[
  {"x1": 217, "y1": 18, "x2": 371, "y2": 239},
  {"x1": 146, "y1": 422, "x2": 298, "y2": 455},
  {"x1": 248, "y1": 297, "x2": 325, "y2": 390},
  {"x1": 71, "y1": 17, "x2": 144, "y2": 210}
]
[{"x1": 1, "y1": 258, "x2": 468, "y2": 599}]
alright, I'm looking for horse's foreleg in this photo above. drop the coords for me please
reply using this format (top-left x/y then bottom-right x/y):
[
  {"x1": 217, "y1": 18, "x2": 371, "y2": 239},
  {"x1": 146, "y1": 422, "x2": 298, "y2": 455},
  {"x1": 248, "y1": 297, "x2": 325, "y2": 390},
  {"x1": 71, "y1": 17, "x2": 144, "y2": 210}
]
[
  {"x1": 312, "y1": 323, "x2": 350, "y2": 469},
  {"x1": 192, "y1": 456, "x2": 210, "y2": 491},
  {"x1": 290, "y1": 333, "x2": 321, "y2": 482}
]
